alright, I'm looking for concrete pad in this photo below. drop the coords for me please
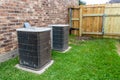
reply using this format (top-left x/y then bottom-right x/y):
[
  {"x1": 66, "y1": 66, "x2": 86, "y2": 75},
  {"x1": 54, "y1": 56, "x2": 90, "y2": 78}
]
[
  {"x1": 62, "y1": 46, "x2": 72, "y2": 53},
  {"x1": 15, "y1": 60, "x2": 54, "y2": 74}
]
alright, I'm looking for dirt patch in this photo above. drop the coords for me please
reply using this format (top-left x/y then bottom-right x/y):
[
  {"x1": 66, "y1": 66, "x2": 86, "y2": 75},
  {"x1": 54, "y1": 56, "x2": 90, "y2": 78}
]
[
  {"x1": 117, "y1": 43, "x2": 120, "y2": 55},
  {"x1": 76, "y1": 36, "x2": 93, "y2": 41},
  {"x1": 69, "y1": 36, "x2": 93, "y2": 45}
]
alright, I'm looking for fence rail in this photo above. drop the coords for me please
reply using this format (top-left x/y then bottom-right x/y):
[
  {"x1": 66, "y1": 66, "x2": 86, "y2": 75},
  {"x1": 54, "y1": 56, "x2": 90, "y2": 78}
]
[{"x1": 69, "y1": 4, "x2": 120, "y2": 38}]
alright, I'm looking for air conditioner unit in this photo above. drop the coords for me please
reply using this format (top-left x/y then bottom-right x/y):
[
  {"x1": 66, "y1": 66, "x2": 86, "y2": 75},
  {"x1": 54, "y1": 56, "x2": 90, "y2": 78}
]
[
  {"x1": 49, "y1": 24, "x2": 69, "y2": 51},
  {"x1": 16, "y1": 28, "x2": 52, "y2": 70}
]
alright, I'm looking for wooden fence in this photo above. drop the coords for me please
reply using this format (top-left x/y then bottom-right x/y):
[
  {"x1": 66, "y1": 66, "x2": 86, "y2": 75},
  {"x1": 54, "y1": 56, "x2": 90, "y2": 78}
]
[{"x1": 69, "y1": 4, "x2": 120, "y2": 38}]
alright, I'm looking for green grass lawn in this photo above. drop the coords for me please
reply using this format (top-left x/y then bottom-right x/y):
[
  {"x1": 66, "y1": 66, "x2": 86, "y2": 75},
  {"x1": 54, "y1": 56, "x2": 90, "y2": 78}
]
[{"x1": 0, "y1": 37, "x2": 120, "y2": 80}]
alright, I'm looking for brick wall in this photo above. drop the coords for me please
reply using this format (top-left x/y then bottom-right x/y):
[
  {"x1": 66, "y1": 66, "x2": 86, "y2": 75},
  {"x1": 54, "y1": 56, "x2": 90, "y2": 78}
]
[{"x1": 0, "y1": 0, "x2": 78, "y2": 54}]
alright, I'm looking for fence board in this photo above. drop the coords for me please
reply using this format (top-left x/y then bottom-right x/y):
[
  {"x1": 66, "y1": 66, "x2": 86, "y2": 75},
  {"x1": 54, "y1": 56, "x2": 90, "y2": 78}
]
[
  {"x1": 82, "y1": 5, "x2": 105, "y2": 34},
  {"x1": 104, "y1": 4, "x2": 120, "y2": 35}
]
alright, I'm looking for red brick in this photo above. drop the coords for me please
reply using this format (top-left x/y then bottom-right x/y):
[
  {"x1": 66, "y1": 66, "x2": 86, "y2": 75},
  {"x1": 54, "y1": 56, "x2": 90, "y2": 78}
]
[{"x1": 0, "y1": 0, "x2": 78, "y2": 54}]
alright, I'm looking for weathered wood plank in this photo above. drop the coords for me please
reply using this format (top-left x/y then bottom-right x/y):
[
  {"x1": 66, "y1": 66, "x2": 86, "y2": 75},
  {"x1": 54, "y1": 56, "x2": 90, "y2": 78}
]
[
  {"x1": 83, "y1": 14, "x2": 103, "y2": 17},
  {"x1": 83, "y1": 32, "x2": 103, "y2": 35},
  {"x1": 79, "y1": 5, "x2": 83, "y2": 36},
  {"x1": 71, "y1": 18, "x2": 79, "y2": 20}
]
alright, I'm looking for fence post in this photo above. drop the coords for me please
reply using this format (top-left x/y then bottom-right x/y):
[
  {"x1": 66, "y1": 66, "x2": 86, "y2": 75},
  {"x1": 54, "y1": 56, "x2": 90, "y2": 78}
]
[
  {"x1": 102, "y1": 14, "x2": 105, "y2": 35},
  {"x1": 102, "y1": 6, "x2": 106, "y2": 36},
  {"x1": 79, "y1": 5, "x2": 83, "y2": 36}
]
